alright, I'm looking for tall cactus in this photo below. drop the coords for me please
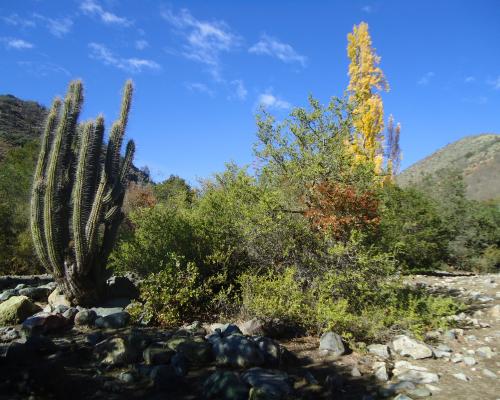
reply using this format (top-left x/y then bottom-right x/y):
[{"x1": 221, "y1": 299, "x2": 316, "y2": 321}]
[{"x1": 31, "y1": 80, "x2": 135, "y2": 305}]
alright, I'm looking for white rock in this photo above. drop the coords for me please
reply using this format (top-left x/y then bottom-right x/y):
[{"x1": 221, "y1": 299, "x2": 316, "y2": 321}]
[
  {"x1": 374, "y1": 363, "x2": 388, "y2": 381},
  {"x1": 48, "y1": 288, "x2": 71, "y2": 308},
  {"x1": 452, "y1": 373, "x2": 470, "y2": 382},
  {"x1": 476, "y1": 346, "x2": 494, "y2": 359},
  {"x1": 463, "y1": 356, "x2": 476, "y2": 366},
  {"x1": 482, "y1": 368, "x2": 497, "y2": 379},
  {"x1": 392, "y1": 335, "x2": 433, "y2": 359},
  {"x1": 396, "y1": 369, "x2": 439, "y2": 384},
  {"x1": 368, "y1": 343, "x2": 390, "y2": 359}
]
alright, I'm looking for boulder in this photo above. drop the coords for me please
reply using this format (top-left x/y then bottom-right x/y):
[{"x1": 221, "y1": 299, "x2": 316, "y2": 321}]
[
  {"x1": 74, "y1": 309, "x2": 97, "y2": 326},
  {"x1": 62, "y1": 307, "x2": 78, "y2": 321},
  {"x1": 319, "y1": 331, "x2": 345, "y2": 356},
  {"x1": 213, "y1": 334, "x2": 264, "y2": 368},
  {"x1": 0, "y1": 289, "x2": 19, "y2": 302},
  {"x1": 48, "y1": 288, "x2": 71, "y2": 308},
  {"x1": 18, "y1": 286, "x2": 51, "y2": 302},
  {"x1": 240, "y1": 318, "x2": 266, "y2": 336},
  {"x1": 373, "y1": 362, "x2": 388, "y2": 381},
  {"x1": 0, "y1": 295, "x2": 41, "y2": 325},
  {"x1": 21, "y1": 312, "x2": 69, "y2": 335},
  {"x1": 167, "y1": 336, "x2": 212, "y2": 365},
  {"x1": 242, "y1": 367, "x2": 293, "y2": 399},
  {"x1": 392, "y1": 335, "x2": 432, "y2": 359},
  {"x1": 367, "y1": 343, "x2": 390, "y2": 359},
  {"x1": 204, "y1": 370, "x2": 249, "y2": 400},
  {"x1": 94, "y1": 311, "x2": 130, "y2": 329},
  {"x1": 94, "y1": 336, "x2": 140, "y2": 366}
]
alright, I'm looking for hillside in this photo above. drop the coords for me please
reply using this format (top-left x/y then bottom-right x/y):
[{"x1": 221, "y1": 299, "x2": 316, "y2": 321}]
[
  {"x1": 0, "y1": 94, "x2": 149, "y2": 182},
  {"x1": 397, "y1": 134, "x2": 500, "y2": 201}
]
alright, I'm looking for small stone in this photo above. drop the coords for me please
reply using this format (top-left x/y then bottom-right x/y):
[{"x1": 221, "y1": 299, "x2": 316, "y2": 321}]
[
  {"x1": 395, "y1": 370, "x2": 439, "y2": 384},
  {"x1": 240, "y1": 318, "x2": 265, "y2": 336},
  {"x1": 22, "y1": 312, "x2": 68, "y2": 335},
  {"x1": 319, "y1": 331, "x2": 345, "y2": 356},
  {"x1": 451, "y1": 353, "x2": 464, "y2": 363},
  {"x1": 94, "y1": 336, "x2": 140, "y2": 366},
  {"x1": 463, "y1": 356, "x2": 476, "y2": 366},
  {"x1": 62, "y1": 307, "x2": 78, "y2": 321},
  {"x1": 407, "y1": 387, "x2": 432, "y2": 398},
  {"x1": 476, "y1": 346, "x2": 494, "y2": 359},
  {"x1": 374, "y1": 364, "x2": 388, "y2": 381},
  {"x1": 351, "y1": 366, "x2": 362, "y2": 377},
  {"x1": 118, "y1": 372, "x2": 135, "y2": 383},
  {"x1": 452, "y1": 373, "x2": 470, "y2": 382},
  {"x1": 367, "y1": 343, "x2": 390, "y2": 359},
  {"x1": 482, "y1": 368, "x2": 496, "y2": 379},
  {"x1": 392, "y1": 335, "x2": 432, "y2": 359}
]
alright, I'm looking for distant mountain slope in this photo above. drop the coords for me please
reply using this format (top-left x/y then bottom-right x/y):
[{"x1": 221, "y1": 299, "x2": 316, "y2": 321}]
[
  {"x1": 0, "y1": 94, "x2": 149, "y2": 183},
  {"x1": 397, "y1": 134, "x2": 500, "y2": 201}
]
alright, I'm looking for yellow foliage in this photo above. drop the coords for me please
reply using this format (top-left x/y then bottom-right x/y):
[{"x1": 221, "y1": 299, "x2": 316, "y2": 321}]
[{"x1": 347, "y1": 22, "x2": 388, "y2": 168}]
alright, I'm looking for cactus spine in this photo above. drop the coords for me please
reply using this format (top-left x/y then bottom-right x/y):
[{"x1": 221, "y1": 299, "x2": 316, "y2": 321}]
[{"x1": 30, "y1": 80, "x2": 135, "y2": 305}]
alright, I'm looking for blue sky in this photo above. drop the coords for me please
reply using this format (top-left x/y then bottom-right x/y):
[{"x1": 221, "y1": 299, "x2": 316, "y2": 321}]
[{"x1": 1, "y1": 1, "x2": 499, "y2": 184}]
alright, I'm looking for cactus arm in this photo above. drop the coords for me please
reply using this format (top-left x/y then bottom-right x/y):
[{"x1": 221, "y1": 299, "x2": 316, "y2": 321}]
[
  {"x1": 85, "y1": 169, "x2": 107, "y2": 256},
  {"x1": 119, "y1": 140, "x2": 135, "y2": 184},
  {"x1": 73, "y1": 121, "x2": 94, "y2": 272},
  {"x1": 44, "y1": 91, "x2": 75, "y2": 275},
  {"x1": 30, "y1": 98, "x2": 61, "y2": 273}
]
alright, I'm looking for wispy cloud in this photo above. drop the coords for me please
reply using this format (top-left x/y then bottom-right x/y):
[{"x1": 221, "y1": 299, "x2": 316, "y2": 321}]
[
  {"x1": 1, "y1": 37, "x2": 34, "y2": 50},
  {"x1": 487, "y1": 76, "x2": 500, "y2": 90},
  {"x1": 88, "y1": 43, "x2": 160, "y2": 73},
  {"x1": 230, "y1": 79, "x2": 248, "y2": 100},
  {"x1": 1, "y1": 13, "x2": 36, "y2": 28},
  {"x1": 361, "y1": 5, "x2": 373, "y2": 13},
  {"x1": 249, "y1": 34, "x2": 306, "y2": 67},
  {"x1": 33, "y1": 14, "x2": 73, "y2": 37},
  {"x1": 135, "y1": 39, "x2": 149, "y2": 50},
  {"x1": 461, "y1": 96, "x2": 488, "y2": 105},
  {"x1": 417, "y1": 71, "x2": 435, "y2": 86},
  {"x1": 17, "y1": 61, "x2": 70, "y2": 77},
  {"x1": 185, "y1": 82, "x2": 214, "y2": 96},
  {"x1": 256, "y1": 91, "x2": 290, "y2": 110},
  {"x1": 161, "y1": 7, "x2": 241, "y2": 79},
  {"x1": 80, "y1": 0, "x2": 132, "y2": 26},
  {"x1": 464, "y1": 76, "x2": 475, "y2": 83}
]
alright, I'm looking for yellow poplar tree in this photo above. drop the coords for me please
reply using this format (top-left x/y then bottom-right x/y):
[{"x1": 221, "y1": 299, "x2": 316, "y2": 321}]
[{"x1": 347, "y1": 22, "x2": 389, "y2": 173}]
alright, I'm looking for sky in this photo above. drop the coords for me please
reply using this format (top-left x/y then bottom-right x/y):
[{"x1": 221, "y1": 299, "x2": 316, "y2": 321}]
[{"x1": 1, "y1": 0, "x2": 499, "y2": 184}]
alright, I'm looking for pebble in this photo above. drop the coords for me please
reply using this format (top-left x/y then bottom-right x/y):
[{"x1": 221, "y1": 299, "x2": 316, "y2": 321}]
[
  {"x1": 463, "y1": 356, "x2": 476, "y2": 366},
  {"x1": 482, "y1": 368, "x2": 497, "y2": 379},
  {"x1": 476, "y1": 346, "x2": 494, "y2": 359},
  {"x1": 452, "y1": 373, "x2": 470, "y2": 382}
]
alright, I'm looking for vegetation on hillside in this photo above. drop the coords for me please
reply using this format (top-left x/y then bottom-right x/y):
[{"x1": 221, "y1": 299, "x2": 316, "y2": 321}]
[{"x1": 397, "y1": 134, "x2": 500, "y2": 201}]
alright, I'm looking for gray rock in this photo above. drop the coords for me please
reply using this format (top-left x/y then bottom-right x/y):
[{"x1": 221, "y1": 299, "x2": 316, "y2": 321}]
[
  {"x1": 240, "y1": 318, "x2": 265, "y2": 336},
  {"x1": 351, "y1": 366, "x2": 362, "y2": 377},
  {"x1": 452, "y1": 372, "x2": 470, "y2": 382},
  {"x1": 367, "y1": 343, "x2": 390, "y2": 359},
  {"x1": 21, "y1": 312, "x2": 68, "y2": 335},
  {"x1": 395, "y1": 370, "x2": 439, "y2": 384},
  {"x1": 394, "y1": 395, "x2": 414, "y2": 400},
  {"x1": 94, "y1": 336, "x2": 140, "y2": 366},
  {"x1": 482, "y1": 368, "x2": 497, "y2": 379},
  {"x1": 319, "y1": 331, "x2": 345, "y2": 356},
  {"x1": 18, "y1": 286, "x2": 51, "y2": 301},
  {"x1": 203, "y1": 370, "x2": 249, "y2": 400},
  {"x1": 213, "y1": 334, "x2": 264, "y2": 368},
  {"x1": 167, "y1": 336, "x2": 212, "y2": 366},
  {"x1": 53, "y1": 304, "x2": 69, "y2": 314},
  {"x1": 451, "y1": 353, "x2": 464, "y2": 363},
  {"x1": 74, "y1": 309, "x2": 97, "y2": 326},
  {"x1": 91, "y1": 307, "x2": 124, "y2": 318},
  {"x1": 476, "y1": 346, "x2": 494, "y2": 359},
  {"x1": 48, "y1": 288, "x2": 71, "y2": 308},
  {"x1": 463, "y1": 356, "x2": 476, "y2": 366},
  {"x1": 407, "y1": 387, "x2": 432, "y2": 398},
  {"x1": 0, "y1": 289, "x2": 19, "y2": 302},
  {"x1": 210, "y1": 323, "x2": 242, "y2": 337},
  {"x1": 0, "y1": 295, "x2": 41, "y2": 325},
  {"x1": 242, "y1": 367, "x2": 292, "y2": 399},
  {"x1": 119, "y1": 371, "x2": 135, "y2": 383},
  {"x1": 392, "y1": 335, "x2": 432, "y2": 359},
  {"x1": 94, "y1": 311, "x2": 130, "y2": 329},
  {"x1": 374, "y1": 363, "x2": 388, "y2": 381},
  {"x1": 62, "y1": 307, "x2": 78, "y2": 321},
  {"x1": 143, "y1": 343, "x2": 174, "y2": 365}
]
